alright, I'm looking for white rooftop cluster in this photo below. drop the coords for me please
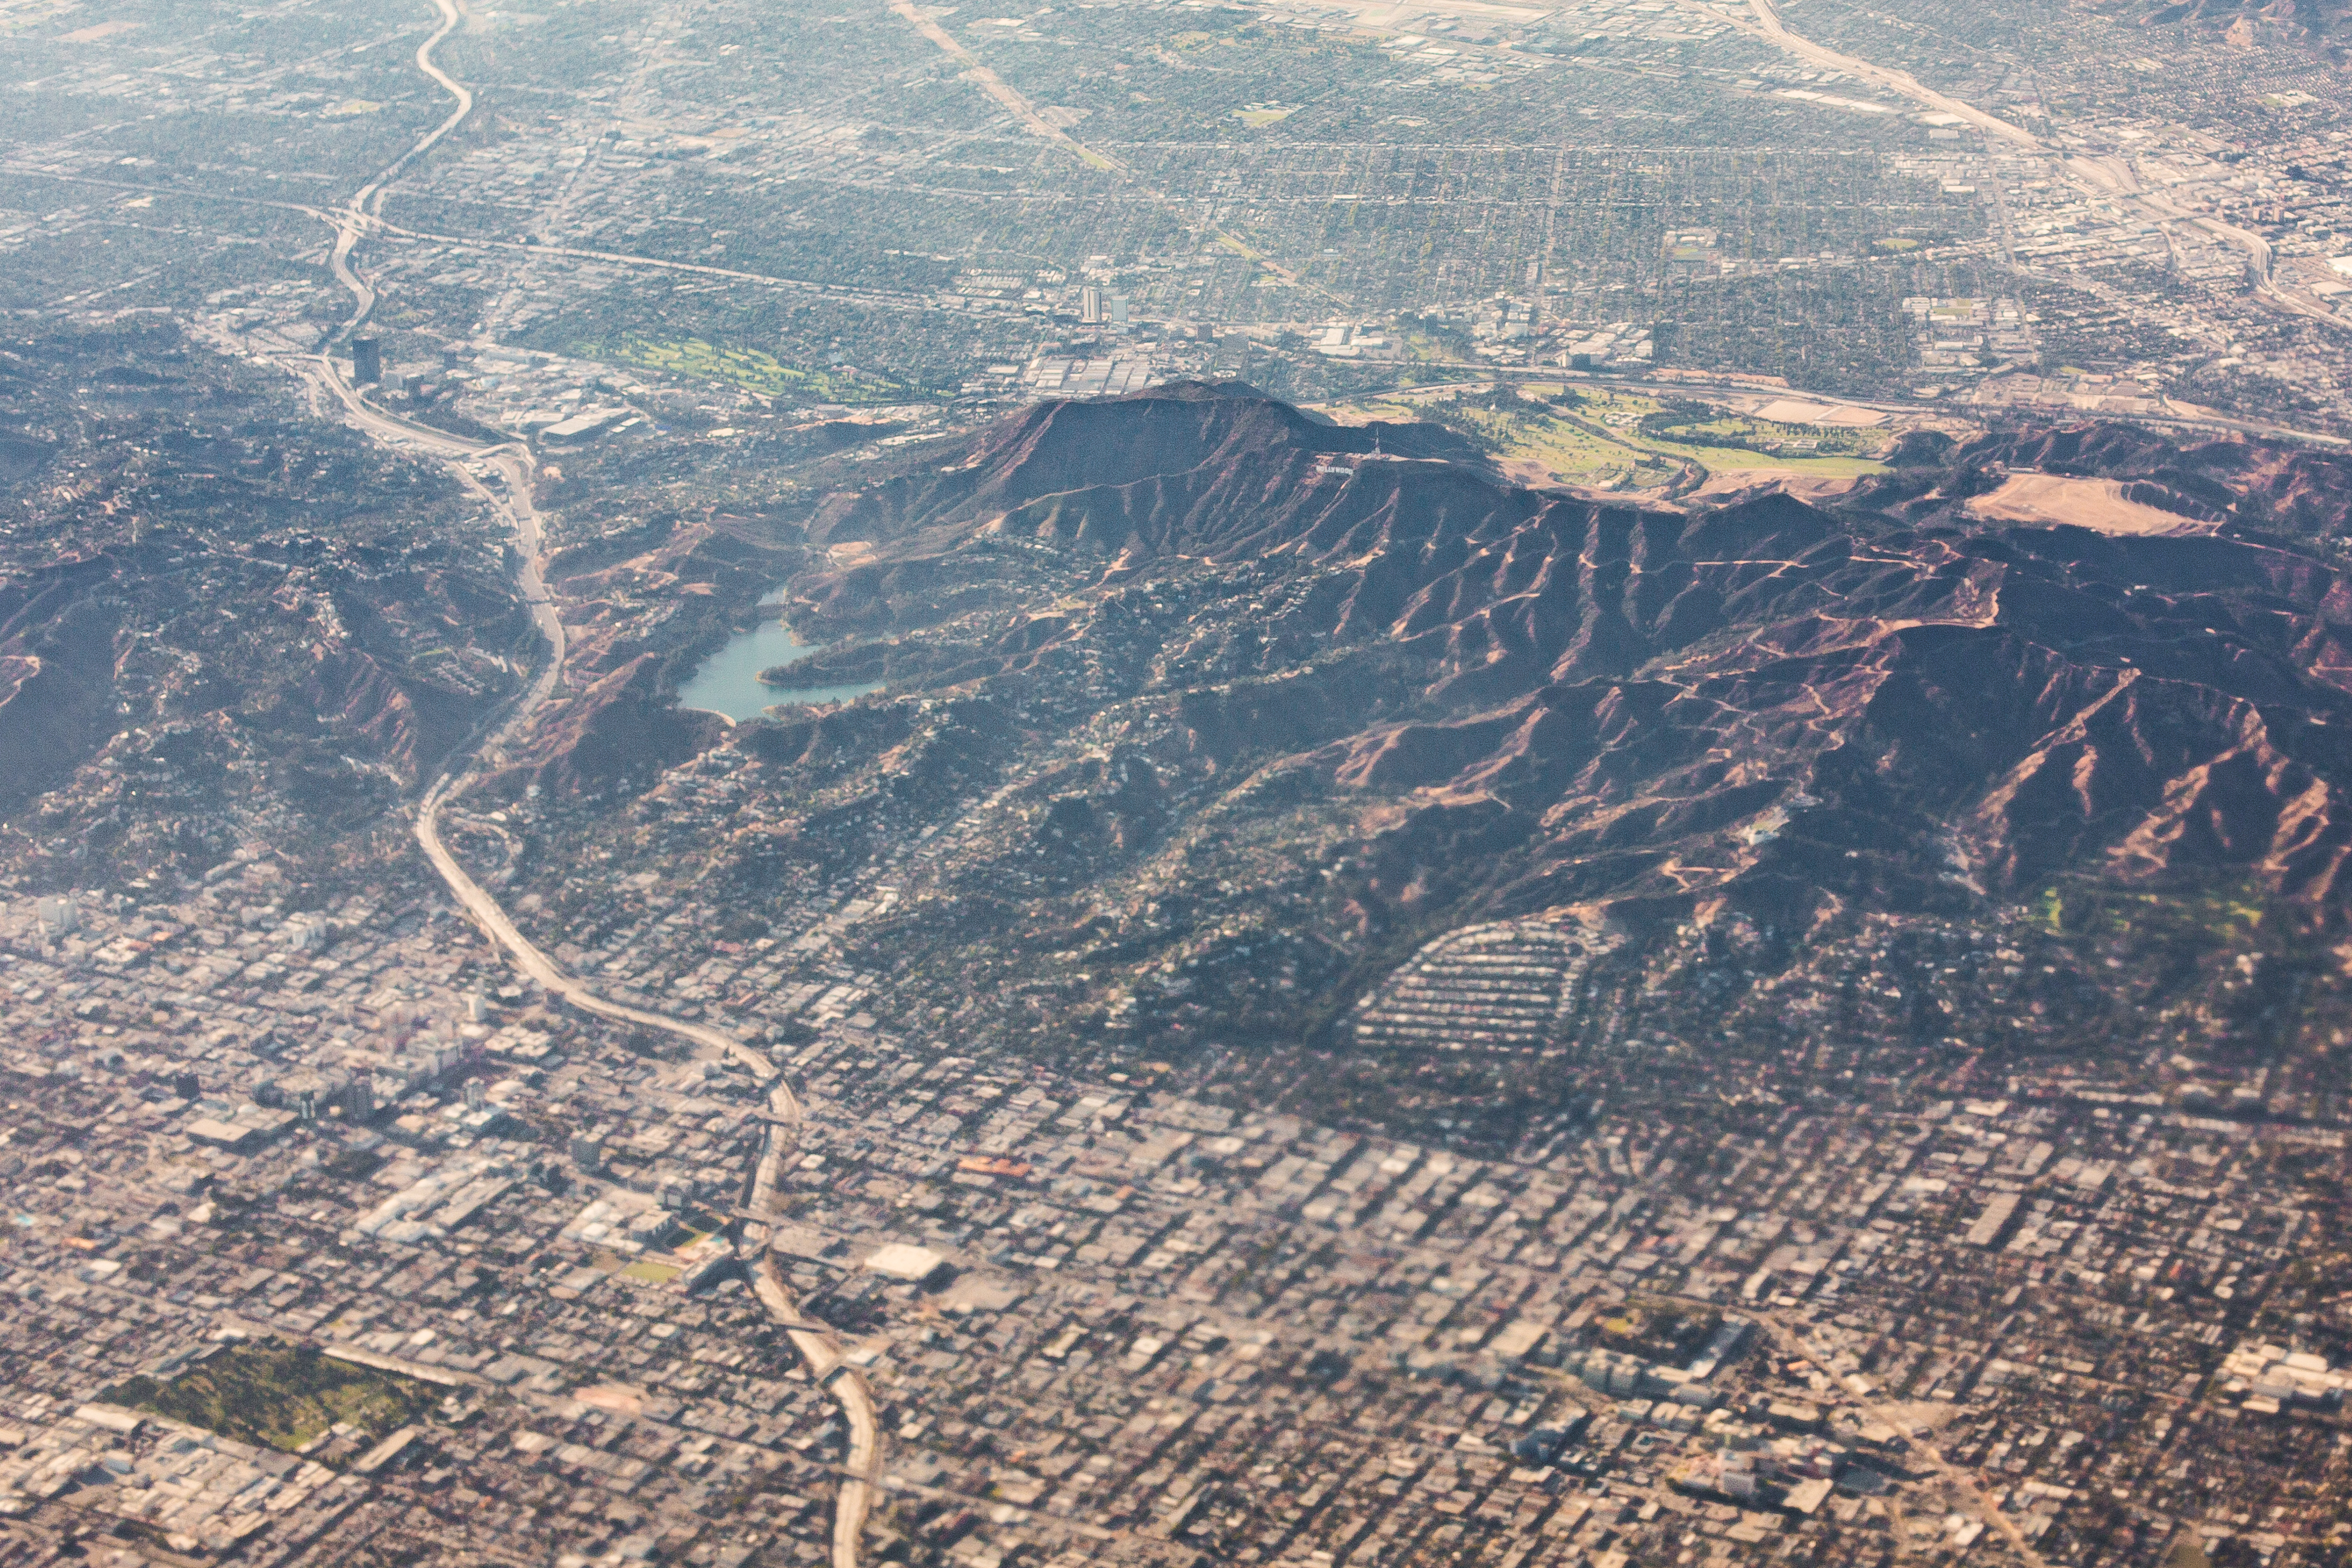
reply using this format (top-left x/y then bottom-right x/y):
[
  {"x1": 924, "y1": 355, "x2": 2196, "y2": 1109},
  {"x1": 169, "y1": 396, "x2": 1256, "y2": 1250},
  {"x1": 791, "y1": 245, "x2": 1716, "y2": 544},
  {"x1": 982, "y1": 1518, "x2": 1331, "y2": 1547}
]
[
  {"x1": 2219, "y1": 1342, "x2": 2347, "y2": 1415},
  {"x1": 353, "y1": 1156, "x2": 518, "y2": 1243},
  {"x1": 557, "y1": 1190, "x2": 675, "y2": 1256}
]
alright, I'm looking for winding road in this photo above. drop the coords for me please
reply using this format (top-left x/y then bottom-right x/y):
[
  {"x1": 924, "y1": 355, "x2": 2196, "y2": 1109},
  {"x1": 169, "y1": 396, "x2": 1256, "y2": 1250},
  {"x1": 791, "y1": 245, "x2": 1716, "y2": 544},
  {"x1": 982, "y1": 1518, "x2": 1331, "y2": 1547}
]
[{"x1": 298, "y1": 5, "x2": 884, "y2": 1564}]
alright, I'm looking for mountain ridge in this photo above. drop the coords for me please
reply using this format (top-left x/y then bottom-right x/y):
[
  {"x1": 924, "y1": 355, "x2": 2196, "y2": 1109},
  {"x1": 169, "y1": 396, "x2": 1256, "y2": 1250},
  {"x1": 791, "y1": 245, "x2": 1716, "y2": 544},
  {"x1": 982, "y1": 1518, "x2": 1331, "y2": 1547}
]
[{"x1": 769, "y1": 385, "x2": 2352, "y2": 930}]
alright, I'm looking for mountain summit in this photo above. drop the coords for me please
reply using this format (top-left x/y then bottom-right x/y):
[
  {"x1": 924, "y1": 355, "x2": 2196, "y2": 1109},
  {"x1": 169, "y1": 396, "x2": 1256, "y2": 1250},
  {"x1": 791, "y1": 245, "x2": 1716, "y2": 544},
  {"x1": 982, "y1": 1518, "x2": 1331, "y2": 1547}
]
[{"x1": 784, "y1": 385, "x2": 2352, "y2": 927}]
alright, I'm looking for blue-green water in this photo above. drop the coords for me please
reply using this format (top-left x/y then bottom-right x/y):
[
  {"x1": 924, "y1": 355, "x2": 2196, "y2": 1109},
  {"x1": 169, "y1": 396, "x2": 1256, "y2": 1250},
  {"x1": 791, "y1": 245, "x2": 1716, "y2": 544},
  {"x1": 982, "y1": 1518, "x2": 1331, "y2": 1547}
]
[{"x1": 676, "y1": 618, "x2": 883, "y2": 721}]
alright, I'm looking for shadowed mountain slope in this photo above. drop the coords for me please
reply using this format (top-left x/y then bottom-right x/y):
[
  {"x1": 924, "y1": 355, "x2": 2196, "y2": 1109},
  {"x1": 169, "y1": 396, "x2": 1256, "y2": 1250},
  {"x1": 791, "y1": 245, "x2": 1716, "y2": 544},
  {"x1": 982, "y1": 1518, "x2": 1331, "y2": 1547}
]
[{"x1": 780, "y1": 385, "x2": 2352, "y2": 925}]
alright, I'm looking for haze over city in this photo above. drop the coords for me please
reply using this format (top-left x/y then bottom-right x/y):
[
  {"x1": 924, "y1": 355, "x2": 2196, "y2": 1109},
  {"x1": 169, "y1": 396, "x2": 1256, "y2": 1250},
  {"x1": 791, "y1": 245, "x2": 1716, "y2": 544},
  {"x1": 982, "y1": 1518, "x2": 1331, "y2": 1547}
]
[{"x1": 5, "y1": 0, "x2": 2352, "y2": 1567}]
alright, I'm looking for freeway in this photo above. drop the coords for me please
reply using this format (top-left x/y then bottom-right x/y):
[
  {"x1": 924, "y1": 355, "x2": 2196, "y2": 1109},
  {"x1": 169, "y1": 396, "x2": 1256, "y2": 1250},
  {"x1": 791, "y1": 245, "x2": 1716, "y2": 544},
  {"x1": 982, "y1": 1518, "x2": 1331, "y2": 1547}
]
[
  {"x1": 328, "y1": 0, "x2": 473, "y2": 338},
  {"x1": 288, "y1": 5, "x2": 885, "y2": 1564},
  {"x1": 1735, "y1": 0, "x2": 2037, "y2": 150},
  {"x1": 878, "y1": 0, "x2": 1347, "y2": 308},
  {"x1": 1681, "y1": 0, "x2": 2343, "y2": 330},
  {"x1": 883, "y1": 0, "x2": 1120, "y2": 170},
  {"x1": 0, "y1": 162, "x2": 1063, "y2": 335}
]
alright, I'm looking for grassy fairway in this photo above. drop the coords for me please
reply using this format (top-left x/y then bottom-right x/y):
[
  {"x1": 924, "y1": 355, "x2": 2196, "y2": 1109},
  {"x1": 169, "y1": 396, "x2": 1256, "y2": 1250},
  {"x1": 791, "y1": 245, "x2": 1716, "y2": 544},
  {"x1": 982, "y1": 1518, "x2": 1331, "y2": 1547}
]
[{"x1": 1325, "y1": 385, "x2": 1893, "y2": 487}]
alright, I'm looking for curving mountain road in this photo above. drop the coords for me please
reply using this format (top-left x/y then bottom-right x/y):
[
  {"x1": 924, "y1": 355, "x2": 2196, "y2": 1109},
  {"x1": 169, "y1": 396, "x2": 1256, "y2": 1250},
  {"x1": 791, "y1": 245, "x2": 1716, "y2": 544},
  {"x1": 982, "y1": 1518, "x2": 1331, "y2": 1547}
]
[{"x1": 295, "y1": 5, "x2": 884, "y2": 1564}]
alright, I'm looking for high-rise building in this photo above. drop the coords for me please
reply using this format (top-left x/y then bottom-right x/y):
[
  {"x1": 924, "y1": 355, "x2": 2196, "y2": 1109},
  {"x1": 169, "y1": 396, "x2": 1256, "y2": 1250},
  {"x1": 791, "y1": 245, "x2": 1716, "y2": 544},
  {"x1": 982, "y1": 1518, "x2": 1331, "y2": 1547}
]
[
  {"x1": 1080, "y1": 286, "x2": 1104, "y2": 324},
  {"x1": 1110, "y1": 295, "x2": 1131, "y2": 329},
  {"x1": 350, "y1": 337, "x2": 382, "y2": 386}
]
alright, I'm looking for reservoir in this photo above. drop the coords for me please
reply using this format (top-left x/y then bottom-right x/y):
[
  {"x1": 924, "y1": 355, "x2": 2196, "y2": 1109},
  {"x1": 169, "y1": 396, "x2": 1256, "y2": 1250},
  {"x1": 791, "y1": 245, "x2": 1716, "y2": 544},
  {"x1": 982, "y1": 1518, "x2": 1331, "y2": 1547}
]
[{"x1": 676, "y1": 614, "x2": 884, "y2": 722}]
